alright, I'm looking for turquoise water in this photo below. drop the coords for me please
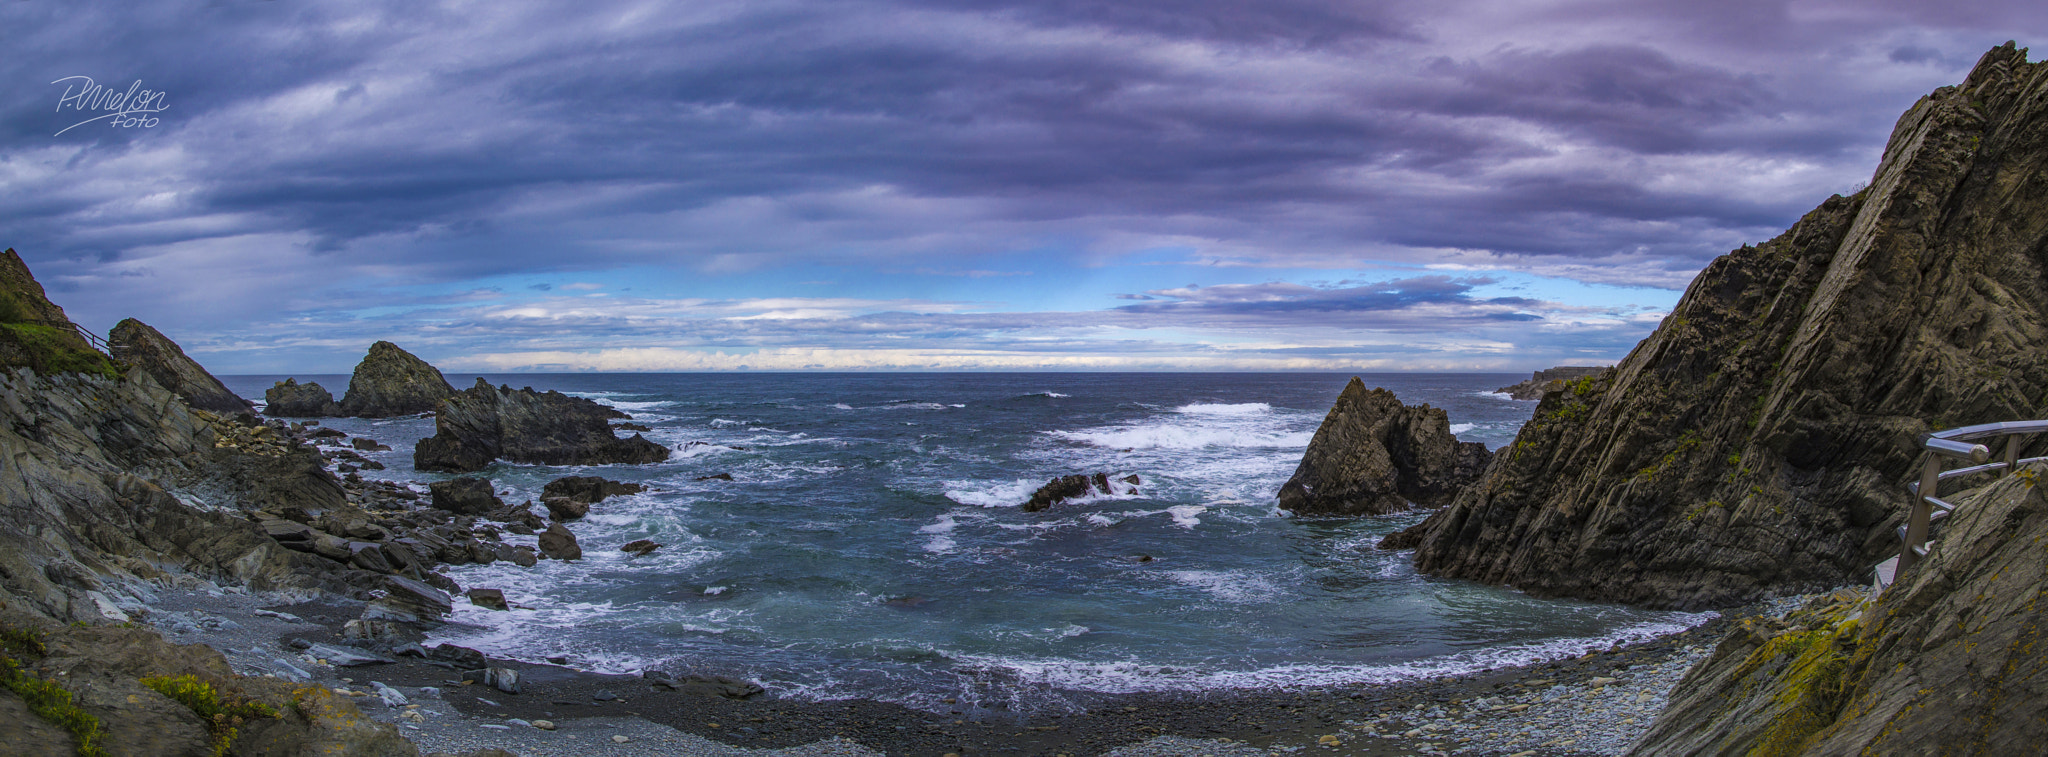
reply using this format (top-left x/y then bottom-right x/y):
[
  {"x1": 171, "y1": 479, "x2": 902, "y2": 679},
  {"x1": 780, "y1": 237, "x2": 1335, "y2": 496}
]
[{"x1": 220, "y1": 372, "x2": 1709, "y2": 714}]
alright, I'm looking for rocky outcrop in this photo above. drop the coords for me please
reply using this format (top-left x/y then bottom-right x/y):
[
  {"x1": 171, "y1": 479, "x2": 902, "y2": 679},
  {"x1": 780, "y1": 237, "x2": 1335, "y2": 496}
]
[
  {"x1": 414, "y1": 379, "x2": 670, "y2": 472},
  {"x1": 337, "y1": 341, "x2": 455, "y2": 418},
  {"x1": 1022, "y1": 473, "x2": 1140, "y2": 512},
  {"x1": 0, "y1": 249, "x2": 117, "y2": 378},
  {"x1": 1278, "y1": 379, "x2": 1492, "y2": 516},
  {"x1": 1494, "y1": 366, "x2": 1609, "y2": 401},
  {"x1": 537, "y1": 523, "x2": 582, "y2": 560},
  {"x1": 1388, "y1": 44, "x2": 2048, "y2": 609},
  {"x1": 541, "y1": 475, "x2": 645, "y2": 504},
  {"x1": 107, "y1": 319, "x2": 254, "y2": 416},
  {"x1": 428, "y1": 476, "x2": 503, "y2": 515},
  {"x1": 263, "y1": 378, "x2": 342, "y2": 417},
  {"x1": 1632, "y1": 460, "x2": 2048, "y2": 755}
]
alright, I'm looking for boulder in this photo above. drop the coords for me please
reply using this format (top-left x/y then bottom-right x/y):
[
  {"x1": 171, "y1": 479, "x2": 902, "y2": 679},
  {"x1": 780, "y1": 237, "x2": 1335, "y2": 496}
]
[
  {"x1": 107, "y1": 318, "x2": 255, "y2": 415},
  {"x1": 467, "y1": 588, "x2": 508, "y2": 611},
  {"x1": 1277, "y1": 379, "x2": 1492, "y2": 516},
  {"x1": 1391, "y1": 45, "x2": 2048, "y2": 609},
  {"x1": 414, "y1": 379, "x2": 671, "y2": 472},
  {"x1": 621, "y1": 539, "x2": 661, "y2": 556},
  {"x1": 429, "y1": 476, "x2": 503, "y2": 515},
  {"x1": 264, "y1": 377, "x2": 342, "y2": 417},
  {"x1": 337, "y1": 341, "x2": 455, "y2": 417},
  {"x1": 537, "y1": 523, "x2": 582, "y2": 561},
  {"x1": 541, "y1": 496, "x2": 589, "y2": 521},
  {"x1": 541, "y1": 475, "x2": 646, "y2": 504},
  {"x1": 1022, "y1": 473, "x2": 1141, "y2": 512},
  {"x1": 1493, "y1": 366, "x2": 1609, "y2": 401},
  {"x1": 366, "y1": 575, "x2": 453, "y2": 623}
]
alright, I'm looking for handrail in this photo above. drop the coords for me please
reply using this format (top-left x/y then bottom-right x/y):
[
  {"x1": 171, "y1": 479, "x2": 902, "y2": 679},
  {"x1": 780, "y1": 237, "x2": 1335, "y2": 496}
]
[
  {"x1": 1893, "y1": 420, "x2": 2048, "y2": 578},
  {"x1": 11, "y1": 318, "x2": 115, "y2": 354}
]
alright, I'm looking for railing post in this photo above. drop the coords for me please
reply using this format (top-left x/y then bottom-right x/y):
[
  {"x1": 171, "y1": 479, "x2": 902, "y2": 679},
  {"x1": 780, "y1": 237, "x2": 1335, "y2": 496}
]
[
  {"x1": 1901, "y1": 453, "x2": 1940, "y2": 572},
  {"x1": 2005, "y1": 436, "x2": 2022, "y2": 477}
]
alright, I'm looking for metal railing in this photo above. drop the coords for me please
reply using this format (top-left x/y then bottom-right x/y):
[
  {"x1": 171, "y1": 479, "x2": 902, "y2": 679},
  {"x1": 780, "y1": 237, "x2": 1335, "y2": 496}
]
[
  {"x1": 1895, "y1": 420, "x2": 2048, "y2": 574},
  {"x1": 12, "y1": 318, "x2": 116, "y2": 355}
]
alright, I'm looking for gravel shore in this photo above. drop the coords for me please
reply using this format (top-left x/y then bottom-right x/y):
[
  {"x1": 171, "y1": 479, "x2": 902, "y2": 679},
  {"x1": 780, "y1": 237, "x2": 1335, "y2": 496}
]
[{"x1": 131, "y1": 583, "x2": 1798, "y2": 757}]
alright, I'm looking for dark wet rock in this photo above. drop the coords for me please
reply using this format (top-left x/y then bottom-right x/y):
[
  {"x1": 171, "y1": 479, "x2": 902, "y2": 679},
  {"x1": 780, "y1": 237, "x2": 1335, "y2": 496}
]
[
  {"x1": 467, "y1": 588, "x2": 509, "y2": 611},
  {"x1": 1493, "y1": 366, "x2": 1609, "y2": 401},
  {"x1": 427, "y1": 644, "x2": 489, "y2": 671},
  {"x1": 1278, "y1": 379, "x2": 1491, "y2": 517},
  {"x1": 366, "y1": 575, "x2": 454, "y2": 623},
  {"x1": 428, "y1": 476, "x2": 503, "y2": 515},
  {"x1": 107, "y1": 318, "x2": 255, "y2": 415},
  {"x1": 644, "y1": 671, "x2": 765, "y2": 699},
  {"x1": 695, "y1": 473, "x2": 734, "y2": 482},
  {"x1": 614, "y1": 422, "x2": 652, "y2": 432},
  {"x1": 309, "y1": 426, "x2": 347, "y2": 439},
  {"x1": 541, "y1": 496, "x2": 589, "y2": 521},
  {"x1": 537, "y1": 523, "x2": 582, "y2": 561},
  {"x1": 494, "y1": 543, "x2": 539, "y2": 567},
  {"x1": 1022, "y1": 473, "x2": 1140, "y2": 512},
  {"x1": 350, "y1": 436, "x2": 391, "y2": 451},
  {"x1": 542, "y1": 474, "x2": 646, "y2": 504},
  {"x1": 1394, "y1": 45, "x2": 2048, "y2": 609},
  {"x1": 337, "y1": 341, "x2": 455, "y2": 418},
  {"x1": 414, "y1": 379, "x2": 671, "y2": 472},
  {"x1": 621, "y1": 539, "x2": 662, "y2": 556},
  {"x1": 264, "y1": 377, "x2": 343, "y2": 417}
]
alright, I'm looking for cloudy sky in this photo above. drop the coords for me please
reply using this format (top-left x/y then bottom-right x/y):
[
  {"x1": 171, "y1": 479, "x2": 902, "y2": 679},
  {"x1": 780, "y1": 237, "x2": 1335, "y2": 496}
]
[{"x1": 4, "y1": 1, "x2": 2042, "y2": 373}]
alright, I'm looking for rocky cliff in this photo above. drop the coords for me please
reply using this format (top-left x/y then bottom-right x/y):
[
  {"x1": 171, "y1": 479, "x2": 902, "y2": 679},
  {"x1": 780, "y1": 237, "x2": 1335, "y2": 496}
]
[
  {"x1": 1388, "y1": 43, "x2": 2048, "y2": 609},
  {"x1": 107, "y1": 318, "x2": 254, "y2": 416},
  {"x1": 337, "y1": 341, "x2": 454, "y2": 417},
  {"x1": 1494, "y1": 366, "x2": 1609, "y2": 401},
  {"x1": 1279, "y1": 378, "x2": 1492, "y2": 516},
  {"x1": 1632, "y1": 461, "x2": 2048, "y2": 755},
  {"x1": 0, "y1": 248, "x2": 118, "y2": 378},
  {"x1": 414, "y1": 379, "x2": 671, "y2": 472}
]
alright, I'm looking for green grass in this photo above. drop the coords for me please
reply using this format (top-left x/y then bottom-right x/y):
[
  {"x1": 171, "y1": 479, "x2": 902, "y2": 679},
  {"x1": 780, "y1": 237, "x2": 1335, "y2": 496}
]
[
  {"x1": 0, "y1": 323, "x2": 117, "y2": 378},
  {"x1": 141, "y1": 674, "x2": 278, "y2": 757},
  {"x1": 0, "y1": 624, "x2": 106, "y2": 757}
]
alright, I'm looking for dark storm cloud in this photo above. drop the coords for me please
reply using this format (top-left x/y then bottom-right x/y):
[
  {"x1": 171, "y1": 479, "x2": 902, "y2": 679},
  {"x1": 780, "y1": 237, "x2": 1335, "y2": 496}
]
[{"x1": 4, "y1": 0, "x2": 2046, "y2": 369}]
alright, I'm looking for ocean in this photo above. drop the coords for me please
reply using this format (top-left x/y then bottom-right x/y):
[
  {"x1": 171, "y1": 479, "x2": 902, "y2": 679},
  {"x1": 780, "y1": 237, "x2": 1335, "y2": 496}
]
[{"x1": 218, "y1": 372, "x2": 1710, "y2": 715}]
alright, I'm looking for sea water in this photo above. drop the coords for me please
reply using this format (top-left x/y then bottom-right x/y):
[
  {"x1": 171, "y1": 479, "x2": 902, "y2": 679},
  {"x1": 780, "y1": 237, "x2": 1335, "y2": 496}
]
[{"x1": 219, "y1": 372, "x2": 1710, "y2": 714}]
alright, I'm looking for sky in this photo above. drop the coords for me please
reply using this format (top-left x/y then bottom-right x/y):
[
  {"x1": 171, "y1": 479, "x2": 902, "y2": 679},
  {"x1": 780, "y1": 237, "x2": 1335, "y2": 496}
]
[{"x1": 4, "y1": 1, "x2": 2044, "y2": 373}]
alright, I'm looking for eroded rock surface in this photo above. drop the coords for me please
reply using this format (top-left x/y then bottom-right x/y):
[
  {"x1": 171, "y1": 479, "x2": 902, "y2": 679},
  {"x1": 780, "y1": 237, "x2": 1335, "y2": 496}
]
[
  {"x1": 414, "y1": 379, "x2": 670, "y2": 472},
  {"x1": 108, "y1": 318, "x2": 254, "y2": 416},
  {"x1": 1390, "y1": 44, "x2": 2048, "y2": 609},
  {"x1": 1278, "y1": 379, "x2": 1491, "y2": 517},
  {"x1": 338, "y1": 341, "x2": 455, "y2": 418}
]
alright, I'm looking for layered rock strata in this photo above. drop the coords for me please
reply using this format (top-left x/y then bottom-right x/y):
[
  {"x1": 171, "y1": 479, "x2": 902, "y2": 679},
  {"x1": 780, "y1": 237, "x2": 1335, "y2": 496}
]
[
  {"x1": 1632, "y1": 460, "x2": 2048, "y2": 755},
  {"x1": 337, "y1": 341, "x2": 455, "y2": 417},
  {"x1": 1279, "y1": 378, "x2": 1492, "y2": 516},
  {"x1": 107, "y1": 318, "x2": 255, "y2": 416},
  {"x1": 1494, "y1": 366, "x2": 1609, "y2": 401},
  {"x1": 263, "y1": 378, "x2": 342, "y2": 417},
  {"x1": 1387, "y1": 44, "x2": 2048, "y2": 609},
  {"x1": 414, "y1": 379, "x2": 670, "y2": 472}
]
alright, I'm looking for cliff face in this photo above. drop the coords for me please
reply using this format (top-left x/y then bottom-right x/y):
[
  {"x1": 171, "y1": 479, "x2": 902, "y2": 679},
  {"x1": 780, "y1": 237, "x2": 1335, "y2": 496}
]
[
  {"x1": 0, "y1": 249, "x2": 117, "y2": 378},
  {"x1": 1391, "y1": 44, "x2": 2048, "y2": 609},
  {"x1": 337, "y1": 341, "x2": 454, "y2": 417},
  {"x1": 1279, "y1": 378, "x2": 1492, "y2": 516},
  {"x1": 414, "y1": 378, "x2": 670, "y2": 472},
  {"x1": 108, "y1": 318, "x2": 254, "y2": 416},
  {"x1": 1632, "y1": 461, "x2": 2048, "y2": 755},
  {"x1": 1494, "y1": 366, "x2": 1609, "y2": 401}
]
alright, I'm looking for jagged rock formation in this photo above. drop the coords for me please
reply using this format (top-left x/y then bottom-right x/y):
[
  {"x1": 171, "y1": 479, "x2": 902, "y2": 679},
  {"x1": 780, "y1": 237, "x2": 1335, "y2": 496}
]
[
  {"x1": 108, "y1": 318, "x2": 254, "y2": 416},
  {"x1": 337, "y1": 341, "x2": 454, "y2": 417},
  {"x1": 1278, "y1": 379, "x2": 1492, "y2": 516},
  {"x1": 1022, "y1": 473, "x2": 1141, "y2": 512},
  {"x1": 1388, "y1": 44, "x2": 2048, "y2": 609},
  {"x1": 263, "y1": 378, "x2": 342, "y2": 417},
  {"x1": 414, "y1": 379, "x2": 670, "y2": 473},
  {"x1": 1494, "y1": 366, "x2": 1609, "y2": 401},
  {"x1": 0, "y1": 248, "x2": 117, "y2": 378},
  {"x1": 1632, "y1": 461, "x2": 2048, "y2": 755},
  {"x1": 542, "y1": 475, "x2": 645, "y2": 504}
]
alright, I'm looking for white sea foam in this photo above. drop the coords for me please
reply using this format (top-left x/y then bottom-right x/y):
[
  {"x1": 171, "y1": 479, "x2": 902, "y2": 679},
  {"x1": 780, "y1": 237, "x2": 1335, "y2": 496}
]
[
  {"x1": 1449, "y1": 423, "x2": 1476, "y2": 434},
  {"x1": 708, "y1": 418, "x2": 751, "y2": 428},
  {"x1": 1479, "y1": 390, "x2": 1519, "y2": 401},
  {"x1": 833, "y1": 403, "x2": 854, "y2": 410},
  {"x1": 1173, "y1": 402, "x2": 1271, "y2": 415},
  {"x1": 1050, "y1": 426, "x2": 1311, "y2": 450},
  {"x1": 1161, "y1": 568, "x2": 1280, "y2": 603},
  {"x1": 1166, "y1": 505, "x2": 1206, "y2": 529},
  {"x1": 944, "y1": 612, "x2": 1716, "y2": 695},
  {"x1": 944, "y1": 479, "x2": 1040, "y2": 508},
  {"x1": 704, "y1": 586, "x2": 729, "y2": 595}
]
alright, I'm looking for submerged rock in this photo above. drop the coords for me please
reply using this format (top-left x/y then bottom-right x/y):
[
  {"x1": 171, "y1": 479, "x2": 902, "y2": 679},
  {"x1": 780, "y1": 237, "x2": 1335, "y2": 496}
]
[
  {"x1": 1278, "y1": 379, "x2": 1491, "y2": 517},
  {"x1": 264, "y1": 377, "x2": 343, "y2": 417},
  {"x1": 621, "y1": 539, "x2": 662, "y2": 556},
  {"x1": 1493, "y1": 366, "x2": 1608, "y2": 401},
  {"x1": 414, "y1": 379, "x2": 671, "y2": 472},
  {"x1": 1023, "y1": 473, "x2": 1140, "y2": 512},
  {"x1": 337, "y1": 341, "x2": 455, "y2": 417},
  {"x1": 1392, "y1": 44, "x2": 2048, "y2": 609},
  {"x1": 108, "y1": 318, "x2": 255, "y2": 415}
]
